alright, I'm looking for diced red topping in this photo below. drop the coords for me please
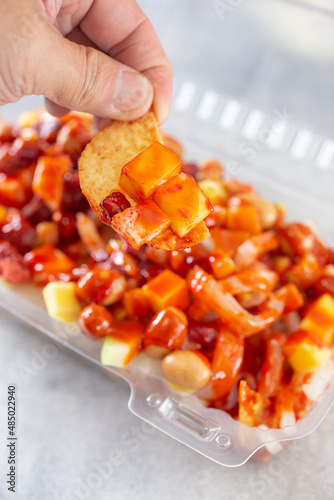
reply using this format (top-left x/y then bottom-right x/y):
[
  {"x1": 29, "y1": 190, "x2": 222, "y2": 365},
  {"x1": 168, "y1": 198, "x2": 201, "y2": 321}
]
[
  {"x1": 100, "y1": 191, "x2": 131, "y2": 223},
  {"x1": 22, "y1": 195, "x2": 52, "y2": 225},
  {"x1": 187, "y1": 319, "x2": 219, "y2": 351},
  {"x1": 0, "y1": 242, "x2": 30, "y2": 283},
  {"x1": 1, "y1": 214, "x2": 37, "y2": 253}
]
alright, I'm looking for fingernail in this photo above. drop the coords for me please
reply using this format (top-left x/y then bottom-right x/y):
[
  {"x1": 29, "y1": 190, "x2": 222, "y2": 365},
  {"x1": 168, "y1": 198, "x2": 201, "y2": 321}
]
[{"x1": 112, "y1": 70, "x2": 153, "y2": 112}]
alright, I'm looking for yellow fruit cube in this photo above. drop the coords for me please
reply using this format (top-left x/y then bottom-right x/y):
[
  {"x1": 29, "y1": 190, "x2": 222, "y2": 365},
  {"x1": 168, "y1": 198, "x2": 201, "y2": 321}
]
[
  {"x1": 153, "y1": 173, "x2": 213, "y2": 238},
  {"x1": 208, "y1": 249, "x2": 236, "y2": 279},
  {"x1": 42, "y1": 281, "x2": 81, "y2": 323},
  {"x1": 300, "y1": 294, "x2": 334, "y2": 346},
  {"x1": 119, "y1": 141, "x2": 182, "y2": 202},
  {"x1": 143, "y1": 269, "x2": 190, "y2": 312},
  {"x1": 198, "y1": 179, "x2": 227, "y2": 206},
  {"x1": 101, "y1": 337, "x2": 135, "y2": 368},
  {"x1": 288, "y1": 342, "x2": 331, "y2": 373}
]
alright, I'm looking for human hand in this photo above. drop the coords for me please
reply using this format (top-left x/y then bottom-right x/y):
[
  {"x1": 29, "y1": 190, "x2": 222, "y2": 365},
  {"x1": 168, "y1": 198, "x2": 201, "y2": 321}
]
[{"x1": 0, "y1": 0, "x2": 172, "y2": 125}]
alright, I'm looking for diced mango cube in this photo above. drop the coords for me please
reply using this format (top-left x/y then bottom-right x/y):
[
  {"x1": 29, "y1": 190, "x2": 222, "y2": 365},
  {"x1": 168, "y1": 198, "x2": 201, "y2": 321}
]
[
  {"x1": 198, "y1": 179, "x2": 227, "y2": 206},
  {"x1": 119, "y1": 141, "x2": 182, "y2": 202},
  {"x1": 153, "y1": 173, "x2": 213, "y2": 238},
  {"x1": 111, "y1": 199, "x2": 170, "y2": 250},
  {"x1": 143, "y1": 307, "x2": 187, "y2": 350},
  {"x1": 208, "y1": 249, "x2": 236, "y2": 279},
  {"x1": 101, "y1": 337, "x2": 134, "y2": 368},
  {"x1": 25, "y1": 244, "x2": 75, "y2": 285},
  {"x1": 287, "y1": 342, "x2": 331, "y2": 373},
  {"x1": 32, "y1": 155, "x2": 71, "y2": 211},
  {"x1": 143, "y1": 269, "x2": 190, "y2": 312},
  {"x1": 226, "y1": 205, "x2": 262, "y2": 234},
  {"x1": 100, "y1": 321, "x2": 143, "y2": 367},
  {"x1": 123, "y1": 288, "x2": 151, "y2": 319},
  {"x1": 299, "y1": 294, "x2": 334, "y2": 345},
  {"x1": 42, "y1": 281, "x2": 81, "y2": 323},
  {"x1": 237, "y1": 193, "x2": 278, "y2": 229},
  {"x1": 210, "y1": 228, "x2": 249, "y2": 256},
  {"x1": 283, "y1": 330, "x2": 331, "y2": 373}
]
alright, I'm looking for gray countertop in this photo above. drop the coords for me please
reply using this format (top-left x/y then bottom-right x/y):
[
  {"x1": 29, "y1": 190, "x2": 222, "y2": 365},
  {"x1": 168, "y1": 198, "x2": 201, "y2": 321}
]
[{"x1": 1, "y1": 1, "x2": 334, "y2": 498}]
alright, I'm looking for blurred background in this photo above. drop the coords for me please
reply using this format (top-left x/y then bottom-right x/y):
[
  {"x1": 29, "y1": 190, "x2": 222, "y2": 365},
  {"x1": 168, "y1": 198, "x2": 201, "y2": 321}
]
[{"x1": 140, "y1": 0, "x2": 334, "y2": 135}]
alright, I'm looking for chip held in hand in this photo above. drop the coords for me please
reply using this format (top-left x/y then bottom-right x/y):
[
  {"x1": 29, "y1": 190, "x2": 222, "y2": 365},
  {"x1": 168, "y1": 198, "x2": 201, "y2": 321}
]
[{"x1": 79, "y1": 112, "x2": 213, "y2": 250}]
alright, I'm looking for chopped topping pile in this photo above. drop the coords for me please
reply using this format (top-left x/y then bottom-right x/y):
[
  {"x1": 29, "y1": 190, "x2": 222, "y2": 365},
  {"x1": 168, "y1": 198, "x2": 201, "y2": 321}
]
[{"x1": 0, "y1": 109, "x2": 333, "y2": 430}]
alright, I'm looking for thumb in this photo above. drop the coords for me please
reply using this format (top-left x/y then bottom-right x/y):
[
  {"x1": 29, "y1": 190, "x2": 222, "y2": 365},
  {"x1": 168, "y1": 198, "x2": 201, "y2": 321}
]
[{"x1": 35, "y1": 27, "x2": 154, "y2": 121}]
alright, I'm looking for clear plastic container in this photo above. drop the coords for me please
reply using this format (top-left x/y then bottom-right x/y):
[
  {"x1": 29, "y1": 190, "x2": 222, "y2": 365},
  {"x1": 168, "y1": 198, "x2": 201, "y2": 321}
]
[{"x1": 1, "y1": 0, "x2": 334, "y2": 466}]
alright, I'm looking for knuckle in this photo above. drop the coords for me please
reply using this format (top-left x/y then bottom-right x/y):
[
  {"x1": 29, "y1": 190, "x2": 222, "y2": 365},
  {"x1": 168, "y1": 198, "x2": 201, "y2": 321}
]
[
  {"x1": 0, "y1": 52, "x2": 28, "y2": 104},
  {"x1": 0, "y1": 15, "x2": 46, "y2": 101},
  {"x1": 0, "y1": 1, "x2": 49, "y2": 104}
]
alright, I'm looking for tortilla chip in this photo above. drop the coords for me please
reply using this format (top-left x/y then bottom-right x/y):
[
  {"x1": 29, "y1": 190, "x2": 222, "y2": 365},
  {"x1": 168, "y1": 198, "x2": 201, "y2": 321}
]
[
  {"x1": 79, "y1": 112, "x2": 209, "y2": 250},
  {"x1": 79, "y1": 111, "x2": 162, "y2": 220}
]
